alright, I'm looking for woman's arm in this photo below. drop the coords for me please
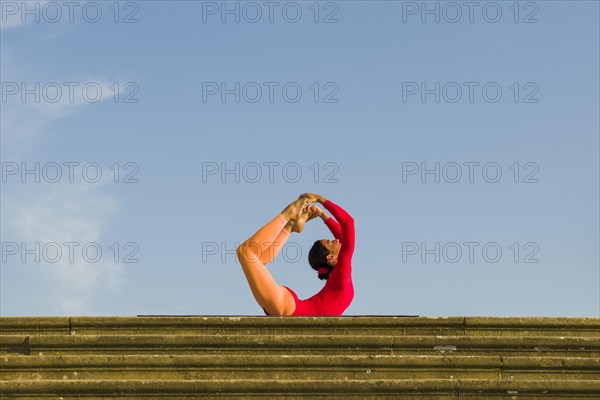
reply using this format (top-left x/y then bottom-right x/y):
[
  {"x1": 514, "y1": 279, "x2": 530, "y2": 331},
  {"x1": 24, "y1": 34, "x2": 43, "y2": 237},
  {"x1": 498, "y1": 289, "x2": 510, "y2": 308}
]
[
  {"x1": 312, "y1": 207, "x2": 342, "y2": 240},
  {"x1": 322, "y1": 200, "x2": 354, "y2": 229},
  {"x1": 301, "y1": 194, "x2": 355, "y2": 274},
  {"x1": 301, "y1": 193, "x2": 354, "y2": 229},
  {"x1": 323, "y1": 200, "x2": 355, "y2": 276}
]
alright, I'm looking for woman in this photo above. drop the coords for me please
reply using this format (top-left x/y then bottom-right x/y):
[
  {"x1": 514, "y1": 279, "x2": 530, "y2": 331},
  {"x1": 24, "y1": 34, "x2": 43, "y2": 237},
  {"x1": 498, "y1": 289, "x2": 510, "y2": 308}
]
[{"x1": 237, "y1": 193, "x2": 355, "y2": 316}]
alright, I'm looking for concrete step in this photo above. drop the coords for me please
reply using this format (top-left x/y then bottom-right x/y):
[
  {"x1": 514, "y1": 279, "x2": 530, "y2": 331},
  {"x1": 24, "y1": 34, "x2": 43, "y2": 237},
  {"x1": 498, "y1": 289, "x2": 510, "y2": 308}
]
[
  {"x1": 2, "y1": 316, "x2": 599, "y2": 337},
  {"x1": 2, "y1": 334, "x2": 597, "y2": 356},
  {"x1": 2, "y1": 378, "x2": 599, "y2": 399},
  {"x1": 1, "y1": 354, "x2": 598, "y2": 381},
  {"x1": 1, "y1": 316, "x2": 597, "y2": 398}
]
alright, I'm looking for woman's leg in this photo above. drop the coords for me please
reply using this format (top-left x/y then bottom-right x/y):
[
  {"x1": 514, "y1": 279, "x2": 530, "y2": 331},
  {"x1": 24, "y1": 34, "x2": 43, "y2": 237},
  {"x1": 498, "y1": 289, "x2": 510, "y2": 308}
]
[
  {"x1": 259, "y1": 222, "x2": 292, "y2": 265},
  {"x1": 237, "y1": 198, "x2": 306, "y2": 315},
  {"x1": 259, "y1": 205, "x2": 314, "y2": 264}
]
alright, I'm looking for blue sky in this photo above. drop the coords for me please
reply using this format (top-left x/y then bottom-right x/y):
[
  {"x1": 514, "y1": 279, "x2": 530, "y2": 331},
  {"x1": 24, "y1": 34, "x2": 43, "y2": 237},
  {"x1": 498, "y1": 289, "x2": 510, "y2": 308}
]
[{"x1": 1, "y1": 0, "x2": 598, "y2": 317}]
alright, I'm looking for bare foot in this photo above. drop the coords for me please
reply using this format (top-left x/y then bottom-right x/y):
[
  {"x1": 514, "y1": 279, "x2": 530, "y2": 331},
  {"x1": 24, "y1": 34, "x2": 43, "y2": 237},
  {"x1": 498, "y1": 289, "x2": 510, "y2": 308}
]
[
  {"x1": 281, "y1": 198, "x2": 309, "y2": 223},
  {"x1": 291, "y1": 206, "x2": 314, "y2": 233}
]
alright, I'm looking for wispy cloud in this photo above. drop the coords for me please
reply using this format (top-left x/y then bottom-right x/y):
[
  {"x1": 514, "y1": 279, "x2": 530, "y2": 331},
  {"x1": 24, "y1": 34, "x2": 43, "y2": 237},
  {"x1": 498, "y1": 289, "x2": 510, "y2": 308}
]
[
  {"x1": 2, "y1": 180, "x2": 122, "y2": 314},
  {"x1": 1, "y1": 35, "x2": 131, "y2": 314},
  {"x1": 2, "y1": 76, "x2": 130, "y2": 158}
]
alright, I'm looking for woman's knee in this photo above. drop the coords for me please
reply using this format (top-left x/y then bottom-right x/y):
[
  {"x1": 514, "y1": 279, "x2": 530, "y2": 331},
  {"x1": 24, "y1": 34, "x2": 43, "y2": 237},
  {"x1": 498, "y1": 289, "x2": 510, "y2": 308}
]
[{"x1": 237, "y1": 242, "x2": 260, "y2": 264}]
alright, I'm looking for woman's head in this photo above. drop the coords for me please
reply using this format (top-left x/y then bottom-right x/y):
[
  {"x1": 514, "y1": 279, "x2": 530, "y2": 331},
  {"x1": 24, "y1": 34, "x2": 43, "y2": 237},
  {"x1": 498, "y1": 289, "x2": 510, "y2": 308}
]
[{"x1": 308, "y1": 238, "x2": 341, "y2": 280}]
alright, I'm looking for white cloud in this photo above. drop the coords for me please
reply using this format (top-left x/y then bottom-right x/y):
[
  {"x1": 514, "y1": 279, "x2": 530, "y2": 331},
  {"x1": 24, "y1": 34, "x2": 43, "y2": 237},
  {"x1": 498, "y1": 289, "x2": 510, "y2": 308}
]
[
  {"x1": 2, "y1": 78, "x2": 130, "y2": 157},
  {"x1": 2, "y1": 179, "x2": 123, "y2": 314},
  {"x1": 1, "y1": 40, "x2": 131, "y2": 314}
]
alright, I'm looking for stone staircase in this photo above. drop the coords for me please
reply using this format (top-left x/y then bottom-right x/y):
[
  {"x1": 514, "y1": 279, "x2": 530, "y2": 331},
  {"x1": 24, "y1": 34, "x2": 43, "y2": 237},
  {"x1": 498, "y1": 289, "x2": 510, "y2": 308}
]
[{"x1": 0, "y1": 316, "x2": 598, "y2": 399}]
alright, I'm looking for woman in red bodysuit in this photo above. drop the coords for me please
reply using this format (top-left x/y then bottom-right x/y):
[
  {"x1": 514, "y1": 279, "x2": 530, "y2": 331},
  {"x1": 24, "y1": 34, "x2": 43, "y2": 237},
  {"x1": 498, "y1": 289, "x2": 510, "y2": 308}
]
[{"x1": 237, "y1": 193, "x2": 355, "y2": 316}]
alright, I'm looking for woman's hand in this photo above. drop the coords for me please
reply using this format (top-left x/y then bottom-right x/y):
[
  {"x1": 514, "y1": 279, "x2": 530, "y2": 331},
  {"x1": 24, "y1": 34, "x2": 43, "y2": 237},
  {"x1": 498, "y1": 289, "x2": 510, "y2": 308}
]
[
  {"x1": 306, "y1": 205, "x2": 322, "y2": 221},
  {"x1": 299, "y1": 192, "x2": 326, "y2": 204},
  {"x1": 307, "y1": 204, "x2": 330, "y2": 222}
]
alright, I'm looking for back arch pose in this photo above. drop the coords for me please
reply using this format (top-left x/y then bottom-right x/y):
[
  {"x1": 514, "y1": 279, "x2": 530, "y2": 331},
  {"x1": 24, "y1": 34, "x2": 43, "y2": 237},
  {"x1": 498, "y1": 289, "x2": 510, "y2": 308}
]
[{"x1": 236, "y1": 193, "x2": 355, "y2": 316}]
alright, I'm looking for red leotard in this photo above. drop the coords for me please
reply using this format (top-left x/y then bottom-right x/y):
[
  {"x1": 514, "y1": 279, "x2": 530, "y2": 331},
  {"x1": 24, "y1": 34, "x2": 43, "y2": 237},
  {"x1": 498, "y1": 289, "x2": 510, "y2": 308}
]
[{"x1": 262, "y1": 199, "x2": 355, "y2": 316}]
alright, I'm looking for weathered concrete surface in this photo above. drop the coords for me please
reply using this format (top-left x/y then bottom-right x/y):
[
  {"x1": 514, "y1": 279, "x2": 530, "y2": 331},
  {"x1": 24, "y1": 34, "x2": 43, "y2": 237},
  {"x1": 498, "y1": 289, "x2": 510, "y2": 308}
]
[
  {"x1": 3, "y1": 316, "x2": 598, "y2": 336},
  {"x1": 1, "y1": 354, "x2": 598, "y2": 381},
  {"x1": 1, "y1": 333, "x2": 597, "y2": 356},
  {"x1": 1, "y1": 378, "x2": 599, "y2": 397},
  {"x1": 0, "y1": 316, "x2": 598, "y2": 398}
]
